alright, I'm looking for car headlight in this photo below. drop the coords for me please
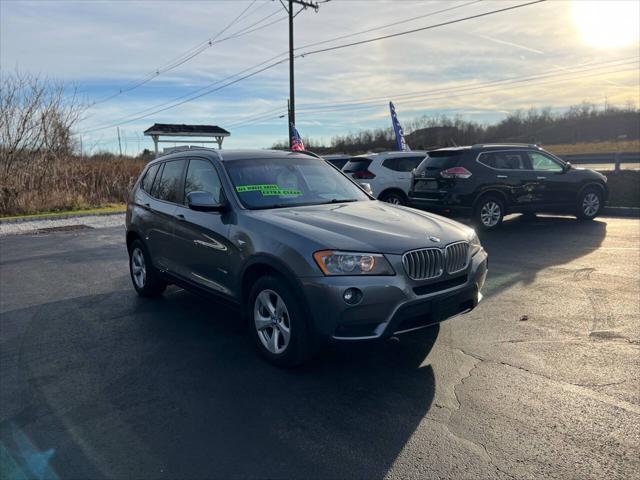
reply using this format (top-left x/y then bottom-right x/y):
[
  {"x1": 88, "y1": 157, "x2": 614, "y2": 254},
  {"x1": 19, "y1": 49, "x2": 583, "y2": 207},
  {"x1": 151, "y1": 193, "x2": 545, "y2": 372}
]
[
  {"x1": 469, "y1": 230, "x2": 482, "y2": 256},
  {"x1": 313, "y1": 250, "x2": 395, "y2": 276}
]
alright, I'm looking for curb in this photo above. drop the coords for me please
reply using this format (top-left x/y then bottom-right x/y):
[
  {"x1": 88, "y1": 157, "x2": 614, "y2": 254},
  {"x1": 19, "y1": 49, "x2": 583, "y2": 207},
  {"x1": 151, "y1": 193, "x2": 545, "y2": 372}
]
[
  {"x1": 602, "y1": 206, "x2": 640, "y2": 218},
  {"x1": 0, "y1": 210, "x2": 126, "y2": 225}
]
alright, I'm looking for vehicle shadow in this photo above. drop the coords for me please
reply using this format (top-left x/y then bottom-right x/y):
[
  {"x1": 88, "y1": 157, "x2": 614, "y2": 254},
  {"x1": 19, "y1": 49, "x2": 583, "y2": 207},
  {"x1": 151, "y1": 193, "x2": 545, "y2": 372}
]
[
  {"x1": 465, "y1": 214, "x2": 608, "y2": 299},
  {"x1": 0, "y1": 288, "x2": 438, "y2": 479}
]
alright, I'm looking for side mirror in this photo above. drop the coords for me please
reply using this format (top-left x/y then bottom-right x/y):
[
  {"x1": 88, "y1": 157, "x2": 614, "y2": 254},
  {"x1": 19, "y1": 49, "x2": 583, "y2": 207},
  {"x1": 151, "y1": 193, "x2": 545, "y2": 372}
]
[
  {"x1": 186, "y1": 191, "x2": 227, "y2": 212},
  {"x1": 563, "y1": 162, "x2": 572, "y2": 172}
]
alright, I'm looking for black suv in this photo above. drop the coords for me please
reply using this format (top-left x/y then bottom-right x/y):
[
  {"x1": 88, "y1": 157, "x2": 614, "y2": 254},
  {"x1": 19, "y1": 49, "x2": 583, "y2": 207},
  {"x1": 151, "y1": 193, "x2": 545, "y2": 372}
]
[{"x1": 408, "y1": 144, "x2": 608, "y2": 230}]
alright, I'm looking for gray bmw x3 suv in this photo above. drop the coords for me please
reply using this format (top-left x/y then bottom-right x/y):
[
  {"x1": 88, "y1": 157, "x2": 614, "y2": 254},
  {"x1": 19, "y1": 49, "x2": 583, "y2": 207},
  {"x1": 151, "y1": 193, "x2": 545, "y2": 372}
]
[{"x1": 126, "y1": 149, "x2": 488, "y2": 366}]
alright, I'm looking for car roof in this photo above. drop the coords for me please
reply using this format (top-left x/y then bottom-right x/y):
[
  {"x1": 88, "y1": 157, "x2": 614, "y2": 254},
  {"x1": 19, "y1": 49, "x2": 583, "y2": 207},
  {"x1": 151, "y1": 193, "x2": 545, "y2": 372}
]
[
  {"x1": 427, "y1": 144, "x2": 543, "y2": 154},
  {"x1": 149, "y1": 148, "x2": 321, "y2": 165},
  {"x1": 352, "y1": 151, "x2": 428, "y2": 159}
]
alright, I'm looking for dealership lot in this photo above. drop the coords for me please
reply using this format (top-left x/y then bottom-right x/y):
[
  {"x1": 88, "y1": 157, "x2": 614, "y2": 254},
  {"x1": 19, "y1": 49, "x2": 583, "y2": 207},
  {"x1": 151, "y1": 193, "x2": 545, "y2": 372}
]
[{"x1": 0, "y1": 216, "x2": 638, "y2": 479}]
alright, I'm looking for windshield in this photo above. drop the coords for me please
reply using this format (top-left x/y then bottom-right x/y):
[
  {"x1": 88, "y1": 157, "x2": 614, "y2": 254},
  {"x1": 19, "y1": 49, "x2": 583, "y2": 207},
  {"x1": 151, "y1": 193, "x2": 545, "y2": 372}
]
[{"x1": 224, "y1": 156, "x2": 370, "y2": 209}]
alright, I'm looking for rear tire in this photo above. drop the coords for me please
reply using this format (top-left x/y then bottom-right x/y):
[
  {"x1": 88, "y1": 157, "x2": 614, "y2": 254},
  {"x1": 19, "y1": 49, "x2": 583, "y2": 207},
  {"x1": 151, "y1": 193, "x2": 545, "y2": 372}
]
[
  {"x1": 129, "y1": 239, "x2": 167, "y2": 297},
  {"x1": 380, "y1": 190, "x2": 406, "y2": 206},
  {"x1": 576, "y1": 188, "x2": 602, "y2": 220},
  {"x1": 247, "y1": 275, "x2": 318, "y2": 367},
  {"x1": 474, "y1": 195, "x2": 504, "y2": 231}
]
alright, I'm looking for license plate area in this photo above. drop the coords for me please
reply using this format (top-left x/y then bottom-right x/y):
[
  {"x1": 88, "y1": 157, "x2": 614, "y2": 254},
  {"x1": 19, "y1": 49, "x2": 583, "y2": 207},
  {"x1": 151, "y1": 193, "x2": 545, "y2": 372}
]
[{"x1": 415, "y1": 179, "x2": 439, "y2": 191}]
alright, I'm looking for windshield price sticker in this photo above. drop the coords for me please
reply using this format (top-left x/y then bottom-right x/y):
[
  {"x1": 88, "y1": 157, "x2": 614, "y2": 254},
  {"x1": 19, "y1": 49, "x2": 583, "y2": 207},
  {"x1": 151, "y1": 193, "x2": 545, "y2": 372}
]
[{"x1": 236, "y1": 184, "x2": 302, "y2": 196}]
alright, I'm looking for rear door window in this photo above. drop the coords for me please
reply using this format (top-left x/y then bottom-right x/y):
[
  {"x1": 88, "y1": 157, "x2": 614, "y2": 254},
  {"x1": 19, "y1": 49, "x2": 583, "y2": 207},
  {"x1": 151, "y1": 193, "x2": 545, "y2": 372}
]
[
  {"x1": 415, "y1": 151, "x2": 466, "y2": 175},
  {"x1": 343, "y1": 158, "x2": 372, "y2": 173},
  {"x1": 478, "y1": 151, "x2": 527, "y2": 170},
  {"x1": 383, "y1": 157, "x2": 425, "y2": 172},
  {"x1": 141, "y1": 163, "x2": 160, "y2": 193},
  {"x1": 155, "y1": 160, "x2": 187, "y2": 204},
  {"x1": 149, "y1": 163, "x2": 164, "y2": 198}
]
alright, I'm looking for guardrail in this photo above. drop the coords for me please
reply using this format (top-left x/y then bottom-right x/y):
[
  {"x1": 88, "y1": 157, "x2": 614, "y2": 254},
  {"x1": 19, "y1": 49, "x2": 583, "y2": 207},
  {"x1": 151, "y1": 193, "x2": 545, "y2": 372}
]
[{"x1": 558, "y1": 152, "x2": 639, "y2": 164}]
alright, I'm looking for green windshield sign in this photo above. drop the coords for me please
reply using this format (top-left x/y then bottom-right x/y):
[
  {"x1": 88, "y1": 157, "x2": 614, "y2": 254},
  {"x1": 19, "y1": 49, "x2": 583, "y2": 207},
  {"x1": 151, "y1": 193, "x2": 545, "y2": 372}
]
[{"x1": 235, "y1": 184, "x2": 302, "y2": 197}]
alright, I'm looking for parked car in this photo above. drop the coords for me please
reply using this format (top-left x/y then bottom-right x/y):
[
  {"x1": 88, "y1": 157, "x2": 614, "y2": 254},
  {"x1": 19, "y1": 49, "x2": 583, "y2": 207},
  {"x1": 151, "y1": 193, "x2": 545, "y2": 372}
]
[
  {"x1": 323, "y1": 154, "x2": 351, "y2": 170},
  {"x1": 126, "y1": 148, "x2": 487, "y2": 366},
  {"x1": 342, "y1": 151, "x2": 428, "y2": 205},
  {"x1": 408, "y1": 144, "x2": 608, "y2": 230}
]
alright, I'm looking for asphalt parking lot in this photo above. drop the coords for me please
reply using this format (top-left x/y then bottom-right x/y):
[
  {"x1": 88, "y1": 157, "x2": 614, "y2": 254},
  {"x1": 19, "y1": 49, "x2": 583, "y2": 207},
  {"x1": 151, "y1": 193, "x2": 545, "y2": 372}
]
[{"x1": 1, "y1": 215, "x2": 638, "y2": 479}]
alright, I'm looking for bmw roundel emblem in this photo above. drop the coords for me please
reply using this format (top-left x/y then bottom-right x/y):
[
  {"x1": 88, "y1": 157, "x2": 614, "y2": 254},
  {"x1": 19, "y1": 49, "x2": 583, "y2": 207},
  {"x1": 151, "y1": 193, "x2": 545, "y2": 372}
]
[{"x1": 429, "y1": 236, "x2": 441, "y2": 243}]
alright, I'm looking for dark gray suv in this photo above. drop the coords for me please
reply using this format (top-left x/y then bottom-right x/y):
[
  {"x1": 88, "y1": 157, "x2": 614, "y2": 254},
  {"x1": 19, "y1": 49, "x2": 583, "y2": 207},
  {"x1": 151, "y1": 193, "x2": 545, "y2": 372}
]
[{"x1": 126, "y1": 149, "x2": 488, "y2": 366}]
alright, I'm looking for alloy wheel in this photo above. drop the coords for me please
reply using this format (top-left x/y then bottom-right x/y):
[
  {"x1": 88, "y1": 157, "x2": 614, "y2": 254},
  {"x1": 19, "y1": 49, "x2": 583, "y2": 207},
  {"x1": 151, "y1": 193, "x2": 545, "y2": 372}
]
[
  {"x1": 480, "y1": 201, "x2": 501, "y2": 227},
  {"x1": 254, "y1": 289, "x2": 291, "y2": 354},
  {"x1": 582, "y1": 192, "x2": 600, "y2": 217},
  {"x1": 386, "y1": 195, "x2": 401, "y2": 205},
  {"x1": 131, "y1": 247, "x2": 146, "y2": 289}
]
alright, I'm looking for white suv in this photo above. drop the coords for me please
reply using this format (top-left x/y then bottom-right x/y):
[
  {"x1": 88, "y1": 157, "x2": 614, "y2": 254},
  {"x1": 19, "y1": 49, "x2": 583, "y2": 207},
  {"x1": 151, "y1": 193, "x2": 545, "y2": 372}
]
[{"x1": 342, "y1": 151, "x2": 427, "y2": 205}]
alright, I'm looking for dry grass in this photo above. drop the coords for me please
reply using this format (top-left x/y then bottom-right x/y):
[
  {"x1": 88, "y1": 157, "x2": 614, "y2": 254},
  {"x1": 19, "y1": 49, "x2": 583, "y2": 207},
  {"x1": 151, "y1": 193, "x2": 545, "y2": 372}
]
[
  {"x1": 543, "y1": 140, "x2": 640, "y2": 156},
  {"x1": 0, "y1": 155, "x2": 145, "y2": 216}
]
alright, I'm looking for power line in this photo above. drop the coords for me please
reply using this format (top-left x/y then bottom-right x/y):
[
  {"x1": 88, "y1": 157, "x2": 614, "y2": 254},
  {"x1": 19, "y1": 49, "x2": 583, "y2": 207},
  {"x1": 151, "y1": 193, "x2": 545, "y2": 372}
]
[
  {"x1": 294, "y1": 0, "x2": 483, "y2": 52},
  {"x1": 81, "y1": 1, "x2": 488, "y2": 128},
  {"x1": 296, "y1": 0, "x2": 546, "y2": 58},
  {"x1": 80, "y1": 1, "x2": 545, "y2": 134},
  {"x1": 228, "y1": 58, "x2": 639, "y2": 127},
  {"x1": 89, "y1": 0, "x2": 264, "y2": 106},
  {"x1": 82, "y1": 57, "x2": 290, "y2": 134},
  {"x1": 298, "y1": 65, "x2": 640, "y2": 116},
  {"x1": 295, "y1": 57, "x2": 640, "y2": 113}
]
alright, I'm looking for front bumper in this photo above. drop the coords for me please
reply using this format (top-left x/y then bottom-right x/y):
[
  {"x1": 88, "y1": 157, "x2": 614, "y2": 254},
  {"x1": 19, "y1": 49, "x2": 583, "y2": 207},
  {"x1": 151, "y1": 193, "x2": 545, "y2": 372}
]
[{"x1": 300, "y1": 249, "x2": 488, "y2": 340}]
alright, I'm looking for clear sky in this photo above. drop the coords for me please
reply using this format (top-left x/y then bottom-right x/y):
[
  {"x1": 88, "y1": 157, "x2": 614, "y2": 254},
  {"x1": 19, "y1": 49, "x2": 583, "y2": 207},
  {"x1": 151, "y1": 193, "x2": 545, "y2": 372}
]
[{"x1": 2, "y1": 0, "x2": 639, "y2": 154}]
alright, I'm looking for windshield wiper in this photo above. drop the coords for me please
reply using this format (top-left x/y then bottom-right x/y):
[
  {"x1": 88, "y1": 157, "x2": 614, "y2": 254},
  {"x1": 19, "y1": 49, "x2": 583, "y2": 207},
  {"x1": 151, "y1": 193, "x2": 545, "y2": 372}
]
[{"x1": 326, "y1": 198, "x2": 360, "y2": 204}]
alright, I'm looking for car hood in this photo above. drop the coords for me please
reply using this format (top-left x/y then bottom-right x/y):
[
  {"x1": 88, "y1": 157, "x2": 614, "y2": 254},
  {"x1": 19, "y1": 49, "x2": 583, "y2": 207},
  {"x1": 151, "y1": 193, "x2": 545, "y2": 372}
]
[{"x1": 251, "y1": 200, "x2": 474, "y2": 255}]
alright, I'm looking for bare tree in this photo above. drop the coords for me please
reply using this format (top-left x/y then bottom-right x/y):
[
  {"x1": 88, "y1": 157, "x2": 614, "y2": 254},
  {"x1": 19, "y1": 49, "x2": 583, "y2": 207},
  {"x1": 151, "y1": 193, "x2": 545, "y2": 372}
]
[{"x1": 0, "y1": 71, "x2": 85, "y2": 176}]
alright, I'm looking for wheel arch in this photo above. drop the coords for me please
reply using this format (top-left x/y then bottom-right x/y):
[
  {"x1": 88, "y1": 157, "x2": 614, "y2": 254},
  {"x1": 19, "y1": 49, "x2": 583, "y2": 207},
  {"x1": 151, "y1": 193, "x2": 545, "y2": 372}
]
[
  {"x1": 577, "y1": 181, "x2": 606, "y2": 201},
  {"x1": 472, "y1": 189, "x2": 509, "y2": 213},
  {"x1": 378, "y1": 188, "x2": 407, "y2": 201},
  {"x1": 239, "y1": 255, "x2": 311, "y2": 320},
  {"x1": 126, "y1": 229, "x2": 142, "y2": 253}
]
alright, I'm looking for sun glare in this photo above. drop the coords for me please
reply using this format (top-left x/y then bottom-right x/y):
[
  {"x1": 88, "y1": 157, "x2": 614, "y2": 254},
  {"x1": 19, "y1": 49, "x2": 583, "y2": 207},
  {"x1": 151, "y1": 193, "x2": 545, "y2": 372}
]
[{"x1": 573, "y1": 0, "x2": 640, "y2": 48}]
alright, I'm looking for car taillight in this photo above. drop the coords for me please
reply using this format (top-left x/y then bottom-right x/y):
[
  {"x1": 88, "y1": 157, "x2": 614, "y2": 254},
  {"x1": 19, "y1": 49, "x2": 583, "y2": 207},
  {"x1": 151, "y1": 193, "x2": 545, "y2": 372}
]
[
  {"x1": 440, "y1": 167, "x2": 472, "y2": 179},
  {"x1": 352, "y1": 170, "x2": 376, "y2": 179}
]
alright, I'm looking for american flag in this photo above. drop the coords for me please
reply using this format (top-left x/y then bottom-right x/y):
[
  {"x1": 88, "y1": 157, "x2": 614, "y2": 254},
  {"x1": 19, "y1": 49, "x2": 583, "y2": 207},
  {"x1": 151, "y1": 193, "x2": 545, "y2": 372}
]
[{"x1": 290, "y1": 123, "x2": 305, "y2": 151}]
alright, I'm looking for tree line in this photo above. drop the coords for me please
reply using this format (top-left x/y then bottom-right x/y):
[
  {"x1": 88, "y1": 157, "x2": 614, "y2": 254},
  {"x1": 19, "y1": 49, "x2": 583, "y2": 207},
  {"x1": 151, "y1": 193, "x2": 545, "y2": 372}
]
[{"x1": 274, "y1": 103, "x2": 640, "y2": 154}]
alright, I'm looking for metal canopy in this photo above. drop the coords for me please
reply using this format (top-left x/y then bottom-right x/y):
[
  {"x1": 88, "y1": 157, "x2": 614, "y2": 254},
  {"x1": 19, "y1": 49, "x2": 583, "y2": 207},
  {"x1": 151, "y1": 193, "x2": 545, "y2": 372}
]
[{"x1": 144, "y1": 123, "x2": 230, "y2": 157}]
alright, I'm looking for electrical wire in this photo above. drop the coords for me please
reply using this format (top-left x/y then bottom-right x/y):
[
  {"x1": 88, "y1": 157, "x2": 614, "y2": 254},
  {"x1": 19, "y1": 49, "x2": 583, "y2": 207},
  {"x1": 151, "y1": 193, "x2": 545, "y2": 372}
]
[
  {"x1": 80, "y1": 0, "x2": 546, "y2": 133},
  {"x1": 89, "y1": 0, "x2": 264, "y2": 106},
  {"x1": 227, "y1": 58, "x2": 639, "y2": 127}
]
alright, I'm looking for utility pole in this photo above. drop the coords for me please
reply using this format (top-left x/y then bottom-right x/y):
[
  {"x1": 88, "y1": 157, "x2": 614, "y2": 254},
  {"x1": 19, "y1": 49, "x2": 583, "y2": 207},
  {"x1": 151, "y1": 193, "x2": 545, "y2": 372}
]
[
  {"x1": 117, "y1": 127, "x2": 123, "y2": 156},
  {"x1": 284, "y1": 0, "x2": 320, "y2": 148}
]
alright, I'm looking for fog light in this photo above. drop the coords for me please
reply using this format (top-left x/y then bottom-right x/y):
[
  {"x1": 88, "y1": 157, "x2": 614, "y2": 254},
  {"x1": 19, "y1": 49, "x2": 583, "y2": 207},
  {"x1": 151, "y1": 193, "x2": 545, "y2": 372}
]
[{"x1": 343, "y1": 288, "x2": 362, "y2": 305}]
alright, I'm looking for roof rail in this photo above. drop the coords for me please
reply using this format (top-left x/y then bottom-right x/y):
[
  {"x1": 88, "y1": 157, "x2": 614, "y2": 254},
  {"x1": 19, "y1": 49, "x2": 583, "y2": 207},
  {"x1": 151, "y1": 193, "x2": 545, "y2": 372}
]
[
  {"x1": 471, "y1": 143, "x2": 540, "y2": 149},
  {"x1": 157, "y1": 145, "x2": 218, "y2": 157}
]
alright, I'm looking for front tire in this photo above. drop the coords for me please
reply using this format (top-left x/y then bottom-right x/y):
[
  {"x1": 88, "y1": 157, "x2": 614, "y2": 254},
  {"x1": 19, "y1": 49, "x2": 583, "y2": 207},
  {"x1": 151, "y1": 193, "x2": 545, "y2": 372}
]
[
  {"x1": 248, "y1": 275, "x2": 318, "y2": 367},
  {"x1": 380, "y1": 191, "x2": 406, "y2": 206},
  {"x1": 474, "y1": 195, "x2": 504, "y2": 230},
  {"x1": 129, "y1": 239, "x2": 167, "y2": 297},
  {"x1": 577, "y1": 188, "x2": 602, "y2": 220}
]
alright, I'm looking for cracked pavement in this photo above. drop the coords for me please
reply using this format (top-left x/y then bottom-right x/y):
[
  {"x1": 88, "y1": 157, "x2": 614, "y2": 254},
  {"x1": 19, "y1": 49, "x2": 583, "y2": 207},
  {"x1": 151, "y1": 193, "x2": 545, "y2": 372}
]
[{"x1": 1, "y1": 215, "x2": 638, "y2": 479}]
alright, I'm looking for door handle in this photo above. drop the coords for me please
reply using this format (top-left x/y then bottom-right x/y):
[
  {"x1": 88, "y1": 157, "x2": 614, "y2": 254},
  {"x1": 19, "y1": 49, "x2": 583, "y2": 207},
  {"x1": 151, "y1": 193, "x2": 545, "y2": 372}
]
[
  {"x1": 536, "y1": 176, "x2": 546, "y2": 180},
  {"x1": 496, "y1": 175, "x2": 508, "y2": 179},
  {"x1": 175, "y1": 214, "x2": 185, "y2": 221},
  {"x1": 144, "y1": 203, "x2": 151, "y2": 208}
]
